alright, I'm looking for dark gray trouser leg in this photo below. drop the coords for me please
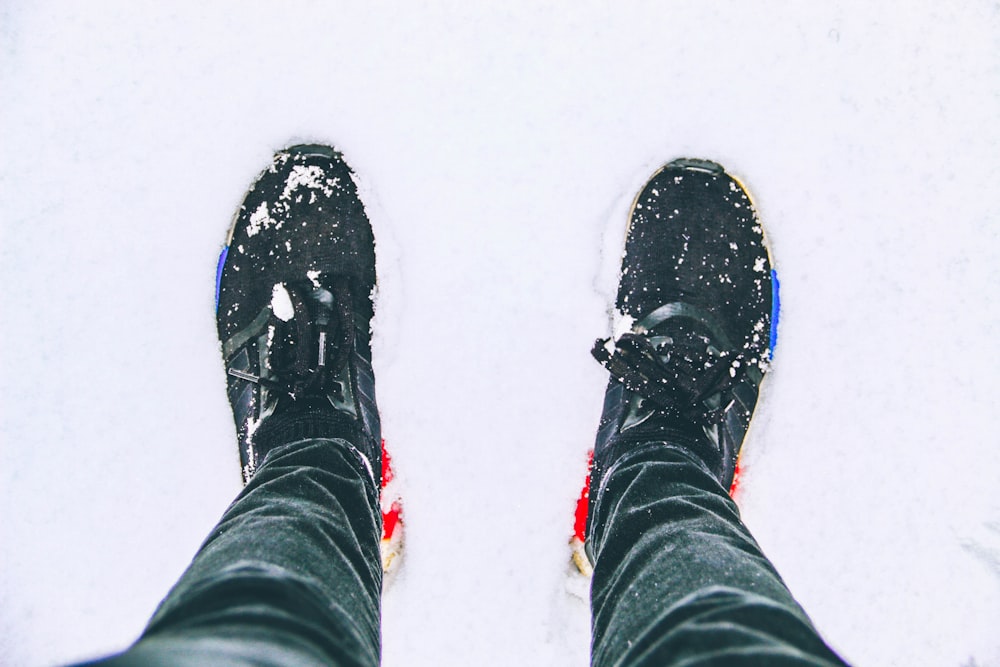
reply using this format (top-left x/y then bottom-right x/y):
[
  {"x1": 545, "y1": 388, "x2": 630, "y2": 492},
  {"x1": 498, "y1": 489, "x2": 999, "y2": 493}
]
[
  {"x1": 77, "y1": 438, "x2": 382, "y2": 667},
  {"x1": 589, "y1": 444, "x2": 849, "y2": 667}
]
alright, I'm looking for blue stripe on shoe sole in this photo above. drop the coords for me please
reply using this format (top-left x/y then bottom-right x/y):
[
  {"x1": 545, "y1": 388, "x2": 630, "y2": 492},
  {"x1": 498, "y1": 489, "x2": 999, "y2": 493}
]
[
  {"x1": 769, "y1": 268, "x2": 780, "y2": 354},
  {"x1": 215, "y1": 245, "x2": 229, "y2": 312}
]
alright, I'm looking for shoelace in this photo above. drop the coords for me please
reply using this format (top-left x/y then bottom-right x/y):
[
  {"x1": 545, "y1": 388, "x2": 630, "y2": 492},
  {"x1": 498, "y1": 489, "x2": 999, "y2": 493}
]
[
  {"x1": 592, "y1": 324, "x2": 746, "y2": 424},
  {"x1": 228, "y1": 277, "x2": 355, "y2": 401}
]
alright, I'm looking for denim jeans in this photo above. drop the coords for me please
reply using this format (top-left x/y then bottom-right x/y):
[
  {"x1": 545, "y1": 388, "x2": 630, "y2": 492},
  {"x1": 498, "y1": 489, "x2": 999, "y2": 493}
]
[
  {"x1": 588, "y1": 443, "x2": 847, "y2": 666},
  {"x1": 78, "y1": 439, "x2": 382, "y2": 667},
  {"x1": 78, "y1": 438, "x2": 846, "y2": 666}
]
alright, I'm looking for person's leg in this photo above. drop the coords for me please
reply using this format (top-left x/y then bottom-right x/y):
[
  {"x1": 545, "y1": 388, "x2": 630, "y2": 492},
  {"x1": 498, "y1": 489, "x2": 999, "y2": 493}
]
[
  {"x1": 75, "y1": 145, "x2": 384, "y2": 667},
  {"x1": 83, "y1": 436, "x2": 382, "y2": 667},
  {"x1": 587, "y1": 159, "x2": 847, "y2": 666},
  {"x1": 589, "y1": 441, "x2": 844, "y2": 667}
]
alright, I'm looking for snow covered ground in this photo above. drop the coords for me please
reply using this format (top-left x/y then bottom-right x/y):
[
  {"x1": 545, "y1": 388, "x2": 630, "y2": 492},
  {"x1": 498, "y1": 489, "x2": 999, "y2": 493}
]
[{"x1": 2, "y1": 2, "x2": 999, "y2": 666}]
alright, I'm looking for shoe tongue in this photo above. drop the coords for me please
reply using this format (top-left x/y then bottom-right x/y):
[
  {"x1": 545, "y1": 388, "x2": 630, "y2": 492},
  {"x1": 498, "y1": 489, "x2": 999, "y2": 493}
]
[
  {"x1": 649, "y1": 324, "x2": 730, "y2": 404},
  {"x1": 288, "y1": 394, "x2": 334, "y2": 413},
  {"x1": 634, "y1": 301, "x2": 735, "y2": 352},
  {"x1": 265, "y1": 278, "x2": 348, "y2": 397},
  {"x1": 593, "y1": 305, "x2": 740, "y2": 416},
  {"x1": 647, "y1": 317, "x2": 720, "y2": 354}
]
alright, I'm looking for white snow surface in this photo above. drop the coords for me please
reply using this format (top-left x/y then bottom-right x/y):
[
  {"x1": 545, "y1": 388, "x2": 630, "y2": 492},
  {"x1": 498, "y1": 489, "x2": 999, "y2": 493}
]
[{"x1": 2, "y1": 3, "x2": 999, "y2": 666}]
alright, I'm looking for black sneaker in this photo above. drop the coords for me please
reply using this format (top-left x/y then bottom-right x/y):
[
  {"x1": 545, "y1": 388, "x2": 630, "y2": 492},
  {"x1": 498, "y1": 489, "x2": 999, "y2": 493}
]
[
  {"x1": 589, "y1": 158, "x2": 778, "y2": 517},
  {"x1": 215, "y1": 145, "x2": 380, "y2": 485}
]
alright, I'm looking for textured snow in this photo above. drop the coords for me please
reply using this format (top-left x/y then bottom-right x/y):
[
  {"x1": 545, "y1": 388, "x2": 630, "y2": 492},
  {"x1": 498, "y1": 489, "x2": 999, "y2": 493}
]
[
  {"x1": 281, "y1": 164, "x2": 336, "y2": 201},
  {"x1": 2, "y1": 3, "x2": 999, "y2": 667},
  {"x1": 247, "y1": 201, "x2": 275, "y2": 237},
  {"x1": 611, "y1": 311, "x2": 637, "y2": 341},
  {"x1": 271, "y1": 284, "x2": 294, "y2": 322}
]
